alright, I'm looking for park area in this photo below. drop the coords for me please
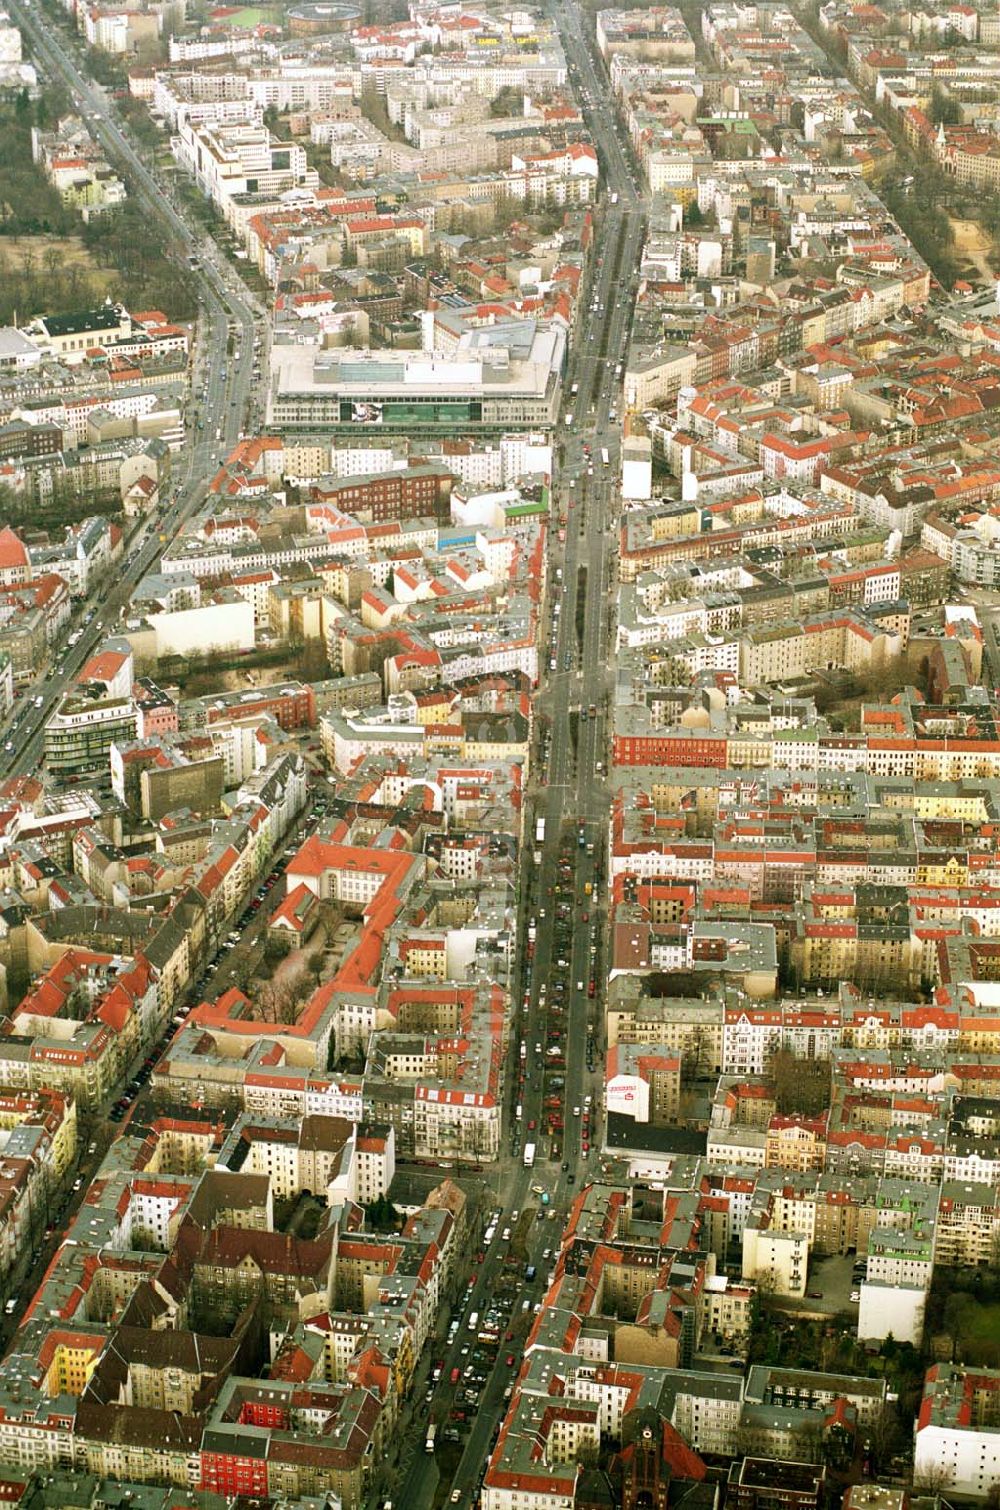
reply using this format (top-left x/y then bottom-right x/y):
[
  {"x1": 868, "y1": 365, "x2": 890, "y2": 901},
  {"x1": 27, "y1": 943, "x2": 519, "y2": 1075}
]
[
  {"x1": 0, "y1": 234, "x2": 117, "y2": 329},
  {"x1": 950, "y1": 216, "x2": 997, "y2": 284},
  {"x1": 209, "y1": 4, "x2": 283, "y2": 24},
  {"x1": 925, "y1": 1269, "x2": 1000, "y2": 1366},
  {"x1": 0, "y1": 234, "x2": 114, "y2": 289}
]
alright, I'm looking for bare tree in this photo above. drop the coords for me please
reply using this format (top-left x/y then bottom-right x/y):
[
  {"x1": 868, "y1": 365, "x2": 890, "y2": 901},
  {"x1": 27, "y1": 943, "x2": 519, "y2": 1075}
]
[
  {"x1": 680, "y1": 1022, "x2": 710, "y2": 1082},
  {"x1": 255, "y1": 979, "x2": 302, "y2": 1027},
  {"x1": 868, "y1": 1404, "x2": 907, "y2": 1473},
  {"x1": 913, "y1": 1464, "x2": 955, "y2": 1494},
  {"x1": 765, "y1": 1047, "x2": 831, "y2": 1117}
]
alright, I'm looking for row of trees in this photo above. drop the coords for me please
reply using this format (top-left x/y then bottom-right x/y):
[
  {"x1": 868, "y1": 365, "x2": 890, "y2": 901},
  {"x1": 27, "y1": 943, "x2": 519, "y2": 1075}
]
[
  {"x1": 0, "y1": 476, "x2": 122, "y2": 532},
  {"x1": 0, "y1": 87, "x2": 199, "y2": 325},
  {"x1": 0, "y1": 88, "x2": 79, "y2": 242},
  {"x1": 79, "y1": 201, "x2": 200, "y2": 321},
  {"x1": 882, "y1": 179, "x2": 963, "y2": 289},
  {"x1": 798, "y1": 0, "x2": 987, "y2": 287}
]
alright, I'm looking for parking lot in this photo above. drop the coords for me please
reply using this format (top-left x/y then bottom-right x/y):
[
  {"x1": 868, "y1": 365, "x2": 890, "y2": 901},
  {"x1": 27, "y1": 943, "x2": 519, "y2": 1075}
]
[{"x1": 798, "y1": 1253, "x2": 862, "y2": 1316}]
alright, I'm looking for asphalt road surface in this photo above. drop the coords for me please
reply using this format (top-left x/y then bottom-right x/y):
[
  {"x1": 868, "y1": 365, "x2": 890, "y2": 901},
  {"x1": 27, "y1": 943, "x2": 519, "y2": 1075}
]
[
  {"x1": 389, "y1": 5, "x2": 646, "y2": 1506},
  {"x1": 2, "y1": 0, "x2": 265, "y2": 780},
  {"x1": 8, "y1": 4, "x2": 646, "y2": 1504}
]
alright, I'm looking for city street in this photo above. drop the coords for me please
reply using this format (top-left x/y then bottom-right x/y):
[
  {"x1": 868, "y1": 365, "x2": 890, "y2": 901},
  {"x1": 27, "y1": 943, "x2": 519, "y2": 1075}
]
[
  {"x1": 388, "y1": 5, "x2": 646, "y2": 1505},
  {"x1": 1, "y1": 0, "x2": 264, "y2": 782},
  {"x1": 4, "y1": 2, "x2": 645, "y2": 1502}
]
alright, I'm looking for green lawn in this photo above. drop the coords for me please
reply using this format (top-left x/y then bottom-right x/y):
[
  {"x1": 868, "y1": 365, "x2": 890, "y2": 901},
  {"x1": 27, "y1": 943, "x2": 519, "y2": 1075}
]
[
  {"x1": 938, "y1": 1291, "x2": 1000, "y2": 1364},
  {"x1": 970, "y1": 1302, "x2": 1000, "y2": 1347},
  {"x1": 220, "y1": 5, "x2": 282, "y2": 24}
]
